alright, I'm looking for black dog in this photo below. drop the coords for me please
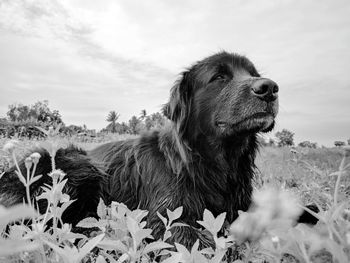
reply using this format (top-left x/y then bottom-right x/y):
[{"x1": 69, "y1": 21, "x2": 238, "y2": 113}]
[{"x1": 1, "y1": 52, "x2": 313, "y2": 247}]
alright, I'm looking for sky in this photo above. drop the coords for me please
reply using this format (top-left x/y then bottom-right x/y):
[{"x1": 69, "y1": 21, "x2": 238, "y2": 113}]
[{"x1": 0, "y1": 0, "x2": 349, "y2": 146}]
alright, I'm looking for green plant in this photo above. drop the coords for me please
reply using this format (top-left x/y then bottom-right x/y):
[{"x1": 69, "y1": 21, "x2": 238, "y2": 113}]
[{"x1": 0, "y1": 133, "x2": 349, "y2": 262}]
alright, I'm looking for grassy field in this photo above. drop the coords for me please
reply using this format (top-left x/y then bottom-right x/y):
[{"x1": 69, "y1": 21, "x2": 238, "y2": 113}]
[
  {"x1": 0, "y1": 135, "x2": 349, "y2": 263},
  {"x1": 2, "y1": 136, "x2": 347, "y2": 205}
]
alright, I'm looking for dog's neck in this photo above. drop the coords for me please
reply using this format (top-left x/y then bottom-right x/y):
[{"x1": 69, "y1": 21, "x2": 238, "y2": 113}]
[{"x1": 181, "y1": 132, "x2": 259, "y2": 220}]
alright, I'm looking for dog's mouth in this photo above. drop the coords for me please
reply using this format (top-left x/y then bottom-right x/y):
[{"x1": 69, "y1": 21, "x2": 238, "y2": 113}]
[{"x1": 216, "y1": 112, "x2": 275, "y2": 134}]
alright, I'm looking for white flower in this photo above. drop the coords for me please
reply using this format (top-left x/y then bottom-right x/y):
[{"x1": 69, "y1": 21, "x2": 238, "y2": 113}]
[
  {"x1": 48, "y1": 169, "x2": 66, "y2": 183},
  {"x1": 30, "y1": 152, "x2": 41, "y2": 165},
  {"x1": 271, "y1": 236, "x2": 279, "y2": 243},
  {"x1": 253, "y1": 187, "x2": 302, "y2": 222},
  {"x1": 24, "y1": 157, "x2": 33, "y2": 171},
  {"x1": 3, "y1": 140, "x2": 20, "y2": 153}
]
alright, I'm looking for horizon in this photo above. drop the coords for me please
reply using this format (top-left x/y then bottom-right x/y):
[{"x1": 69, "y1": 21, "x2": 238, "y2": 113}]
[{"x1": 1, "y1": 0, "x2": 350, "y2": 147}]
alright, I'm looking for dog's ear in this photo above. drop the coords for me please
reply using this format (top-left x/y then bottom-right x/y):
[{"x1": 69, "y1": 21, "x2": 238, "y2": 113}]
[{"x1": 163, "y1": 71, "x2": 193, "y2": 135}]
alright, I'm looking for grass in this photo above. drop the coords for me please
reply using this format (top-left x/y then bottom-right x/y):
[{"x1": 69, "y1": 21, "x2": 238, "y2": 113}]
[{"x1": 0, "y1": 134, "x2": 349, "y2": 263}]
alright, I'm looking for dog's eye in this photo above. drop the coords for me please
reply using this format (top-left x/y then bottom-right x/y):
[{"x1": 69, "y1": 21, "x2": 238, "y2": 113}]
[{"x1": 210, "y1": 74, "x2": 226, "y2": 83}]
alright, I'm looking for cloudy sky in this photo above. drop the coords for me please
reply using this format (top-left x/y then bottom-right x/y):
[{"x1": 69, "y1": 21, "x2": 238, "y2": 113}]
[{"x1": 0, "y1": 0, "x2": 349, "y2": 146}]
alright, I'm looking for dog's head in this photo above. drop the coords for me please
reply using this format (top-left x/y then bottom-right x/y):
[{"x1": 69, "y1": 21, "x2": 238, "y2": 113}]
[{"x1": 163, "y1": 51, "x2": 279, "y2": 139}]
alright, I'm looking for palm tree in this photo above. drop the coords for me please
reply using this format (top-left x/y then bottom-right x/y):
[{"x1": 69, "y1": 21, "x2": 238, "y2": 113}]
[
  {"x1": 106, "y1": 111, "x2": 120, "y2": 133},
  {"x1": 140, "y1": 109, "x2": 147, "y2": 120}
]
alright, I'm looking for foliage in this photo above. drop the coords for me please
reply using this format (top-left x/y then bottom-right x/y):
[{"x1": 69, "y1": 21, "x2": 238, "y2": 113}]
[
  {"x1": 335, "y1": 141, "x2": 346, "y2": 147},
  {"x1": 1, "y1": 101, "x2": 63, "y2": 138},
  {"x1": 128, "y1": 115, "x2": 143, "y2": 135},
  {"x1": 1, "y1": 131, "x2": 350, "y2": 262},
  {"x1": 106, "y1": 111, "x2": 120, "y2": 134},
  {"x1": 257, "y1": 136, "x2": 275, "y2": 147},
  {"x1": 298, "y1": 141, "x2": 317, "y2": 148},
  {"x1": 7, "y1": 100, "x2": 63, "y2": 125},
  {"x1": 140, "y1": 109, "x2": 147, "y2": 120},
  {"x1": 103, "y1": 111, "x2": 168, "y2": 135},
  {"x1": 275, "y1": 129, "x2": 294, "y2": 147}
]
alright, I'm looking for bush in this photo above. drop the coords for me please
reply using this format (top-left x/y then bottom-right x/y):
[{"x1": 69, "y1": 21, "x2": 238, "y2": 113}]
[{"x1": 275, "y1": 129, "x2": 294, "y2": 147}]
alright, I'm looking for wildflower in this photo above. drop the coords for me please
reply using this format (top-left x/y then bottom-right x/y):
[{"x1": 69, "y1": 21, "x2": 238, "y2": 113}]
[
  {"x1": 30, "y1": 152, "x2": 41, "y2": 165},
  {"x1": 229, "y1": 211, "x2": 264, "y2": 243},
  {"x1": 230, "y1": 188, "x2": 303, "y2": 243},
  {"x1": 24, "y1": 157, "x2": 33, "y2": 171},
  {"x1": 2, "y1": 140, "x2": 20, "y2": 154},
  {"x1": 271, "y1": 236, "x2": 279, "y2": 243},
  {"x1": 48, "y1": 169, "x2": 66, "y2": 183},
  {"x1": 253, "y1": 187, "x2": 302, "y2": 222}
]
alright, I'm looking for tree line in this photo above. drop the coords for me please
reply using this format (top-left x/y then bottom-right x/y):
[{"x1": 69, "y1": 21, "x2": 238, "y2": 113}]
[
  {"x1": 0, "y1": 100, "x2": 168, "y2": 138},
  {"x1": 103, "y1": 110, "x2": 168, "y2": 135},
  {"x1": 0, "y1": 100, "x2": 348, "y2": 147}
]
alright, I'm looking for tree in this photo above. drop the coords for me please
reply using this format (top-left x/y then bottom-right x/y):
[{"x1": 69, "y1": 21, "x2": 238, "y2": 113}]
[
  {"x1": 106, "y1": 111, "x2": 120, "y2": 133},
  {"x1": 298, "y1": 141, "x2": 317, "y2": 148},
  {"x1": 275, "y1": 129, "x2": 294, "y2": 147},
  {"x1": 6, "y1": 100, "x2": 63, "y2": 125},
  {"x1": 129, "y1": 116, "x2": 142, "y2": 134},
  {"x1": 334, "y1": 141, "x2": 345, "y2": 147},
  {"x1": 140, "y1": 109, "x2": 147, "y2": 120},
  {"x1": 347, "y1": 139, "x2": 350, "y2": 145},
  {"x1": 144, "y1": 112, "x2": 167, "y2": 130},
  {"x1": 63, "y1": 125, "x2": 84, "y2": 136}
]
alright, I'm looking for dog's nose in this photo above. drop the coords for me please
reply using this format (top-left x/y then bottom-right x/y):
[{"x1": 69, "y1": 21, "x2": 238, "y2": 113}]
[{"x1": 251, "y1": 78, "x2": 279, "y2": 102}]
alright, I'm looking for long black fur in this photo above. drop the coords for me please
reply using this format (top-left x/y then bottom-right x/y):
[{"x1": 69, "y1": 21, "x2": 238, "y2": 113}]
[{"x1": 1, "y1": 51, "x2": 315, "y2": 248}]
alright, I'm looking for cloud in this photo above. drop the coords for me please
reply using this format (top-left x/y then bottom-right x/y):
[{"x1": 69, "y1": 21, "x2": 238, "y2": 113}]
[{"x1": 0, "y1": 0, "x2": 350, "y2": 145}]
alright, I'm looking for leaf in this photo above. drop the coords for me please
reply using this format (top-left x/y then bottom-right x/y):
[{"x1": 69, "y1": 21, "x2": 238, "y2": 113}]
[
  {"x1": 76, "y1": 217, "x2": 99, "y2": 228},
  {"x1": 29, "y1": 174, "x2": 43, "y2": 184},
  {"x1": 197, "y1": 210, "x2": 226, "y2": 236},
  {"x1": 96, "y1": 255, "x2": 108, "y2": 263},
  {"x1": 97, "y1": 198, "x2": 107, "y2": 219},
  {"x1": 15, "y1": 170, "x2": 27, "y2": 186},
  {"x1": 191, "y1": 239, "x2": 200, "y2": 253},
  {"x1": 167, "y1": 207, "x2": 183, "y2": 224},
  {"x1": 128, "y1": 208, "x2": 148, "y2": 223},
  {"x1": 56, "y1": 199, "x2": 76, "y2": 219},
  {"x1": 97, "y1": 239, "x2": 128, "y2": 253},
  {"x1": 164, "y1": 230, "x2": 172, "y2": 241},
  {"x1": 111, "y1": 201, "x2": 128, "y2": 219},
  {"x1": 100, "y1": 251, "x2": 119, "y2": 263},
  {"x1": 209, "y1": 249, "x2": 226, "y2": 263},
  {"x1": 174, "y1": 242, "x2": 190, "y2": 257},
  {"x1": 157, "y1": 211, "x2": 168, "y2": 226},
  {"x1": 134, "y1": 229, "x2": 153, "y2": 248},
  {"x1": 126, "y1": 216, "x2": 153, "y2": 247},
  {"x1": 0, "y1": 204, "x2": 36, "y2": 232},
  {"x1": 8, "y1": 224, "x2": 27, "y2": 240},
  {"x1": 77, "y1": 233, "x2": 105, "y2": 262},
  {"x1": 0, "y1": 240, "x2": 40, "y2": 257},
  {"x1": 142, "y1": 241, "x2": 173, "y2": 254},
  {"x1": 213, "y1": 212, "x2": 226, "y2": 234},
  {"x1": 126, "y1": 216, "x2": 139, "y2": 235},
  {"x1": 161, "y1": 253, "x2": 182, "y2": 263}
]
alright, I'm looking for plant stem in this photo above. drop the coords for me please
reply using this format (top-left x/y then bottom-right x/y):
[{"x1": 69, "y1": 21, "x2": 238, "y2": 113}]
[
  {"x1": 51, "y1": 155, "x2": 56, "y2": 171},
  {"x1": 334, "y1": 155, "x2": 346, "y2": 205},
  {"x1": 12, "y1": 152, "x2": 21, "y2": 176},
  {"x1": 300, "y1": 242, "x2": 311, "y2": 263}
]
